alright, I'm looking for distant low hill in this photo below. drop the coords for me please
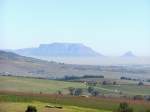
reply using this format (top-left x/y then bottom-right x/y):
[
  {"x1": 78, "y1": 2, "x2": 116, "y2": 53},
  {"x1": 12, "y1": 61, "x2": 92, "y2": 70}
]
[
  {"x1": 14, "y1": 43, "x2": 103, "y2": 57},
  {"x1": 0, "y1": 50, "x2": 104, "y2": 78},
  {"x1": 0, "y1": 50, "x2": 149, "y2": 79}
]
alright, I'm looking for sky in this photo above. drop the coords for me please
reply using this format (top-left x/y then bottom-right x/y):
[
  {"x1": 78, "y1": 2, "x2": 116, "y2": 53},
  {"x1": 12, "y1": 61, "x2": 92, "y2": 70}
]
[{"x1": 0, "y1": 0, "x2": 150, "y2": 56}]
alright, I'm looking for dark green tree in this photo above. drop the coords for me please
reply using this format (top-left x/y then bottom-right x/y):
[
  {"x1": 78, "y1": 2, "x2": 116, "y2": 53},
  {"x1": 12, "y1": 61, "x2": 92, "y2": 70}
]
[
  {"x1": 88, "y1": 86, "x2": 94, "y2": 93},
  {"x1": 74, "y1": 88, "x2": 83, "y2": 96},
  {"x1": 117, "y1": 102, "x2": 133, "y2": 112},
  {"x1": 91, "y1": 90, "x2": 99, "y2": 96},
  {"x1": 25, "y1": 105, "x2": 37, "y2": 112},
  {"x1": 68, "y1": 87, "x2": 75, "y2": 95}
]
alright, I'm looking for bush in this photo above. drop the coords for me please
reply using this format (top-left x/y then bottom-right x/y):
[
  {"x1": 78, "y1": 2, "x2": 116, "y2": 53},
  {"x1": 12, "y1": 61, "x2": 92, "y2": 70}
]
[
  {"x1": 133, "y1": 95, "x2": 143, "y2": 100},
  {"x1": 138, "y1": 81, "x2": 144, "y2": 86},
  {"x1": 117, "y1": 102, "x2": 133, "y2": 112},
  {"x1": 87, "y1": 86, "x2": 94, "y2": 93},
  {"x1": 68, "y1": 87, "x2": 75, "y2": 95},
  {"x1": 146, "y1": 109, "x2": 150, "y2": 112},
  {"x1": 74, "y1": 88, "x2": 83, "y2": 96},
  {"x1": 25, "y1": 105, "x2": 37, "y2": 112},
  {"x1": 102, "y1": 81, "x2": 107, "y2": 85},
  {"x1": 113, "y1": 81, "x2": 117, "y2": 85},
  {"x1": 91, "y1": 90, "x2": 100, "y2": 96}
]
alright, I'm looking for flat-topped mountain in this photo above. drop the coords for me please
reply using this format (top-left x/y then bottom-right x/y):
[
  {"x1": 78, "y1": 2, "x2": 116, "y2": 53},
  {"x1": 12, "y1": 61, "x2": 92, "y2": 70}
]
[{"x1": 15, "y1": 43, "x2": 103, "y2": 57}]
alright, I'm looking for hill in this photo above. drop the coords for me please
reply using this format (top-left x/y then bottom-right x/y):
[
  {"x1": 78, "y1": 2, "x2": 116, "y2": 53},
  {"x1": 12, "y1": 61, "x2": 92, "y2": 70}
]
[
  {"x1": 0, "y1": 50, "x2": 104, "y2": 78},
  {"x1": 0, "y1": 50, "x2": 149, "y2": 79},
  {"x1": 15, "y1": 43, "x2": 103, "y2": 57}
]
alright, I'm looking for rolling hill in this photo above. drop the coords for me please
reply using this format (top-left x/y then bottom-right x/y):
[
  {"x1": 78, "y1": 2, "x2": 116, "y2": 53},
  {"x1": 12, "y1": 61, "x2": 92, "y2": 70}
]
[
  {"x1": 0, "y1": 50, "x2": 150, "y2": 79},
  {"x1": 0, "y1": 50, "x2": 104, "y2": 78}
]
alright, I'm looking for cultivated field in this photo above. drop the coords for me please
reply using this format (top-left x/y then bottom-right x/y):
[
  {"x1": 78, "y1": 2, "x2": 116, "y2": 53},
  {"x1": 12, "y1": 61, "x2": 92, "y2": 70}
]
[
  {"x1": 0, "y1": 76, "x2": 150, "y2": 96},
  {"x1": 0, "y1": 101, "x2": 109, "y2": 112},
  {"x1": 0, "y1": 76, "x2": 150, "y2": 112},
  {"x1": 0, "y1": 92, "x2": 150, "y2": 112},
  {"x1": 0, "y1": 76, "x2": 86, "y2": 94}
]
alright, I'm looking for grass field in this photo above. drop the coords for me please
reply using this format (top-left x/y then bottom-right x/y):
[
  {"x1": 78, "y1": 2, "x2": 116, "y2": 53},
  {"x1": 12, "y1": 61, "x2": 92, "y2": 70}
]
[
  {"x1": 0, "y1": 76, "x2": 150, "y2": 96},
  {"x1": 96, "y1": 84, "x2": 150, "y2": 95},
  {"x1": 0, "y1": 92, "x2": 150, "y2": 112},
  {"x1": 0, "y1": 76, "x2": 86, "y2": 94},
  {"x1": 0, "y1": 76, "x2": 150, "y2": 112},
  {"x1": 0, "y1": 101, "x2": 110, "y2": 112}
]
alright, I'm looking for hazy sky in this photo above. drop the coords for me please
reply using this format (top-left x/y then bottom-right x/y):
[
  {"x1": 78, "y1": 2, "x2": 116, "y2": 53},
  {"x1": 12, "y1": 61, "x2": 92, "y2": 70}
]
[{"x1": 0, "y1": 0, "x2": 150, "y2": 56}]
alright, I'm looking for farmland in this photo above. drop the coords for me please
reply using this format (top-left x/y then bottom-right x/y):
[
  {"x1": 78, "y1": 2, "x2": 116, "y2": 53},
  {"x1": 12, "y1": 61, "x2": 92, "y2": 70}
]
[
  {"x1": 0, "y1": 101, "x2": 109, "y2": 112},
  {"x1": 0, "y1": 76, "x2": 150, "y2": 96},
  {"x1": 0, "y1": 91, "x2": 150, "y2": 112},
  {"x1": 0, "y1": 76, "x2": 86, "y2": 94},
  {"x1": 0, "y1": 76, "x2": 150, "y2": 112}
]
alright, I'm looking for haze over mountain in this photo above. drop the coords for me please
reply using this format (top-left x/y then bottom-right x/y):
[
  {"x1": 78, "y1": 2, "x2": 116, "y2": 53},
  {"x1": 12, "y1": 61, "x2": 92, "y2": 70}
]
[
  {"x1": 0, "y1": 50, "x2": 150, "y2": 79},
  {"x1": 0, "y1": 50, "x2": 102, "y2": 78},
  {"x1": 9, "y1": 42, "x2": 150, "y2": 65},
  {"x1": 14, "y1": 43, "x2": 103, "y2": 57}
]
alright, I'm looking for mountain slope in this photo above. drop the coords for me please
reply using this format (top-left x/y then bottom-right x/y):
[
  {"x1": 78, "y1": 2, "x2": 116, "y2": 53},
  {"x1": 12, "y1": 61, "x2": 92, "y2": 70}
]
[
  {"x1": 15, "y1": 43, "x2": 103, "y2": 57},
  {"x1": 0, "y1": 50, "x2": 103, "y2": 78},
  {"x1": 0, "y1": 50, "x2": 149, "y2": 79}
]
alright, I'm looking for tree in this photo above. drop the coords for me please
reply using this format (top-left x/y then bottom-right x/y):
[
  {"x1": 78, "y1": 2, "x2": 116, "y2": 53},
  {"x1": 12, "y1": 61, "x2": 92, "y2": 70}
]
[
  {"x1": 138, "y1": 81, "x2": 144, "y2": 86},
  {"x1": 68, "y1": 87, "x2": 75, "y2": 95},
  {"x1": 91, "y1": 90, "x2": 99, "y2": 96},
  {"x1": 57, "y1": 90, "x2": 62, "y2": 95},
  {"x1": 102, "y1": 81, "x2": 107, "y2": 85},
  {"x1": 113, "y1": 81, "x2": 117, "y2": 85},
  {"x1": 133, "y1": 95, "x2": 143, "y2": 100},
  {"x1": 88, "y1": 86, "x2": 94, "y2": 93},
  {"x1": 117, "y1": 102, "x2": 133, "y2": 112},
  {"x1": 74, "y1": 88, "x2": 83, "y2": 96},
  {"x1": 25, "y1": 105, "x2": 37, "y2": 112}
]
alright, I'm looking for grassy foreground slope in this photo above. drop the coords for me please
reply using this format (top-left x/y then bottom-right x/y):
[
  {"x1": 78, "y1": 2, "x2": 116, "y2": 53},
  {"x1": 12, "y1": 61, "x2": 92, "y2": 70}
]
[
  {"x1": 0, "y1": 75, "x2": 150, "y2": 112},
  {"x1": 0, "y1": 93, "x2": 150, "y2": 112},
  {"x1": 0, "y1": 101, "x2": 109, "y2": 112}
]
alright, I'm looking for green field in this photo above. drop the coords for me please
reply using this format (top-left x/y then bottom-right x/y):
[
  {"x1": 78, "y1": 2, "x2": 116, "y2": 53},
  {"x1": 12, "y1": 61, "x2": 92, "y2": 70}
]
[
  {"x1": 96, "y1": 84, "x2": 150, "y2": 95},
  {"x1": 0, "y1": 76, "x2": 150, "y2": 96},
  {"x1": 0, "y1": 76, "x2": 150, "y2": 112},
  {"x1": 0, "y1": 93, "x2": 150, "y2": 112},
  {"x1": 0, "y1": 101, "x2": 109, "y2": 112},
  {"x1": 0, "y1": 76, "x2": 86, "y2": 94}
]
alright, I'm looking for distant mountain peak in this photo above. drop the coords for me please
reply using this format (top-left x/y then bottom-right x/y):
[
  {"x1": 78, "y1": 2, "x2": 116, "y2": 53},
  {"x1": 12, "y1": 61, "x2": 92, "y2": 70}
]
[{"x1": 121, "y1": 51, "x2": 136, "y2": 57}]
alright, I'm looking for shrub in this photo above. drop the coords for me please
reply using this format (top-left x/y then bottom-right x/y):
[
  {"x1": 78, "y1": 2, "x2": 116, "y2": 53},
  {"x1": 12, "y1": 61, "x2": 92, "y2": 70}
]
[
  {"x1": 102, "y1": 81, "x2": 107, "y2": 85},
  {"x1": 74, "y1": 88, "x2": 83, "y2": 96},
  {"x1": 133, "y1": 95, "x2": 143, "y2": 100},
  {"x1": 91, "y1": 90, "x2": 100, "y2": 96},
  {"x1": 146, "y1": 109, "x2": 150, "y2": 112},
  {"x1": 117, "y1": 102, "x2": 133, "y2": 112},
  {"x1": 25, "y1": 105, "x2": 37, "y2": 112},
  {"x1": 87, "y1": 86, "x2": 94, "y2": 93},
  {"x1": 68, "y1": 87, "x2": 75, "y2": 95},
  {"x1": 113, "y1": 81, "x2": 117, "y2": 85},
  {"x1": 138, "y1": 81, "x2": 144, "y2": 86}
]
